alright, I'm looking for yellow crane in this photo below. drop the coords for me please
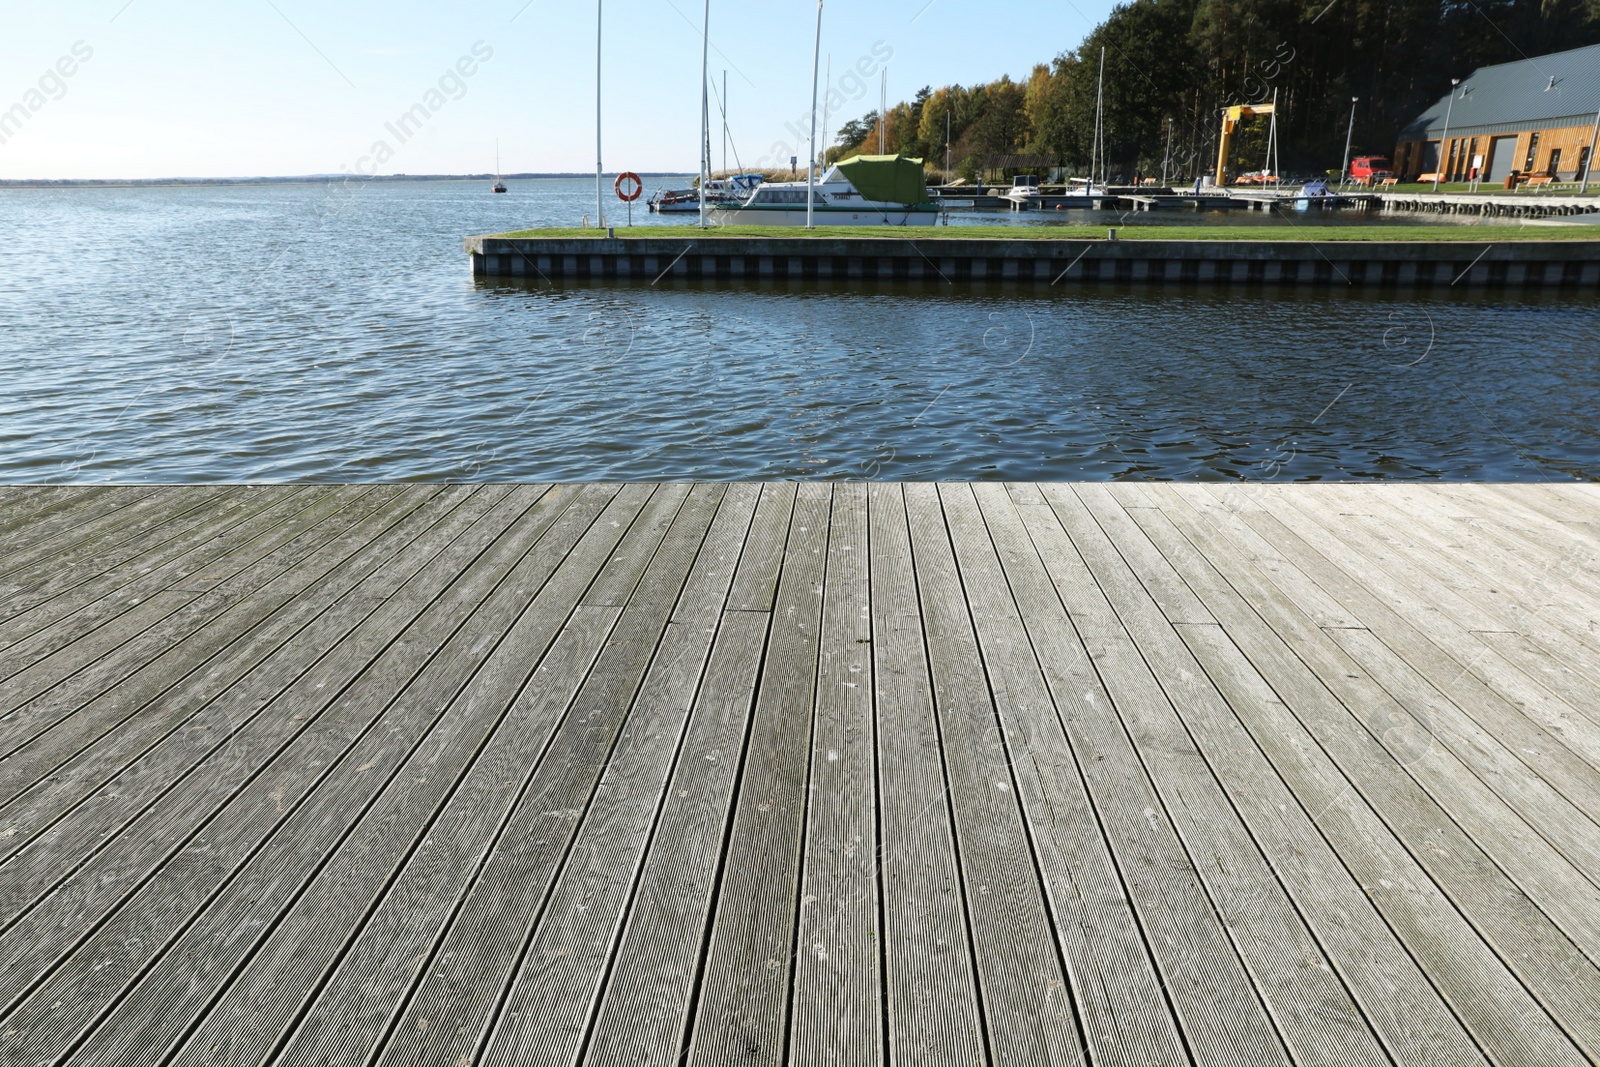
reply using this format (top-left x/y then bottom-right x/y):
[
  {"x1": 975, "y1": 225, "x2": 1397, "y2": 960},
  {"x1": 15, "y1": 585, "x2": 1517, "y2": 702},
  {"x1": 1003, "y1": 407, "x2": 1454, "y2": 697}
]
[{"x1": 1216, "y1": 103, "x2": 1276, "y2": 186}]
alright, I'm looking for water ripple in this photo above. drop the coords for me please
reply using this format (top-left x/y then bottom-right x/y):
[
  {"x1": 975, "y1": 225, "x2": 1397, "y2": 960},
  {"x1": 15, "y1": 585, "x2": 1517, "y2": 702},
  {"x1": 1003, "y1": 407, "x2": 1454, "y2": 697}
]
[{"x1": 1, "y1": 179, "x2": 1598, "y2": 482}]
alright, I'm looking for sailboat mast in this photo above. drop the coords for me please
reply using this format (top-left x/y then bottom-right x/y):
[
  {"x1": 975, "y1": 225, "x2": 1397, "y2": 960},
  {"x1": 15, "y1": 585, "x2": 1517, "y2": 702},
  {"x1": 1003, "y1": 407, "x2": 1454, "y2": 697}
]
[
  {"x1": 699, "y1": 0, "x2": 711, "y2": 228},
  {"x1": 822, "y1": 55, "x2": 831, "y2": 171},
  {"x1": 807, "y1": 0, "x2": 822, "y2": 229},
  {"x1": 1095, "y1": 46, "x2": 1106, "y2": 188},
  {"x1": 879, "y1": 70, "x2": 886, "y2": 154}
]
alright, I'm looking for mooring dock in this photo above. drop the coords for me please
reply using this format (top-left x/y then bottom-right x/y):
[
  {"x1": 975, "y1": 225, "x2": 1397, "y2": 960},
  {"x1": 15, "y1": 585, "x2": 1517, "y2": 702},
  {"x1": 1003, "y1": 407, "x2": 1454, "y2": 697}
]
[
  {"x1": 467, "y1": 234, "x2": 1600, "y2": 288},
  {"x1": 1, "y1": 483, "x2": 1598, "y2": 1066}
]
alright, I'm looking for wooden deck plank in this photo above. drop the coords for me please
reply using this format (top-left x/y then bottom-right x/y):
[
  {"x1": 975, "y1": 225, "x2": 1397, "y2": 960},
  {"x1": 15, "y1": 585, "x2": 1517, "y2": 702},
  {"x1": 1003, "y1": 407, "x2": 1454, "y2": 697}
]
[
  {"x1": 1427, "y1": 486, "x2": 1600, "y2": 589},
  {"x1": 861, "y1": 483, "x2": 985, "y2": 1067},
  {"x1": 1338, "y1": 486, "x2": 1600, "y2": 664},
  {"x1": 1260, "y1": 490, "x2": 1600, "y2": 734},
  {"x1": 1102, "y1": 490, "x2": 1490, "y2": 1066},
  {"x1": 0, "y1": 486, "x2": 88, "y2": 535},
  {"x1": 329, "y1": 483, "x2": 704, "y2": 1067},
  {"x1": 0, "y1": 486, "x2": 523, "y2": 893},
  {"x1": 473, "y1": 487, "x2": 761, "y2": 1067},
  {"x1": 725, "y1": 482, "x2": 798, "y2": 613},
  {"x1": 1303, "y1": 486, "x2": 1600, "y2": 677},
  {"x1": 0, "y1": 485, "x2": 585, "y2": 1042},
  {"x1": 149, "y1": 490, "x2": 724, "y2": 1067},
  {"x1": 0, "y1": 485, "x2": 1593, "y2": 1067},
  {"x1": 1482, "y1": 483, "x2": 1600, "y2": 532},
  {"x1": 1213, "y1": 487, "x2": 1600, "y2": 784},
  {"x1": 240, "y1": 485, "x2": 711, "y2": 1067},
  {"x1": 0, "y1": 486, "x2": 305, "y2": 639},
  {"x1": 0, "y1": 487, "x2": 159, "y2": 573},
  {"x1": 46, "y1": 484, "x2": 658, "y2": 1067},
  {"x1": 1149, "y1": 485, "x2": 1597, "y2": 1064},
  {"x1": 0, "y1": 486, "x2": 481, "y2": 865},
  {"x1": 785, "y1": 482, "x2": 882, "y2": 1067},
  {"x1": 1235, "y1": 490, "x2": 1600, "y2": 820},
  {"x1": 1043, "y1": 483, "x2": 1390, "y2": 1067},
  {"x1": 0, "y1": 486, "x2": 381, "y2": 734},
  {"x1": 901, "y1": 483, "x2": 1080, "y2": 1067},
  {"x1": 683, "y1": 483, "x2": 830, "y2": 1067},
  {"x1": 0, "y1": 486, "x2": 431, "y2": 805},
  {"x1": 964, "y1": 483, "x2": 1285, "y2": 1067},
  {"x1": 0, "y1": 486, "x2": 224, "y2": 593},
  {"x1": 579, "y1": 490, "x2": 779, "y2": 1067}
]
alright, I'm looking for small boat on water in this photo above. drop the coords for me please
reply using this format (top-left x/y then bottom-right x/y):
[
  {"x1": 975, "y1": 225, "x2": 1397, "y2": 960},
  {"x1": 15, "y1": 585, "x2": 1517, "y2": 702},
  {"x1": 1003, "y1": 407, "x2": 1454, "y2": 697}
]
[
  {"x1": 649, "y1": 173, "x2": 764, "y2": 214},
  {"x1": 710, "y1": 154, "x2": 939, "y2": 226},
  {"x1": 1004, "y1": 173, "x2": 1042, "y2": 207},
  {"x1": 491, "y1": 141, "x2": 507, "y2": 194}
]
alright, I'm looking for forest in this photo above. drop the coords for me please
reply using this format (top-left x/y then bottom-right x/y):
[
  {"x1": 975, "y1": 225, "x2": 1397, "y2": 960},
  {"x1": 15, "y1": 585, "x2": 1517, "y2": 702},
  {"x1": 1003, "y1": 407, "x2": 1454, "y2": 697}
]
[{"x1": 827, "y1": 0, "x2": 1600, "y2": 180}]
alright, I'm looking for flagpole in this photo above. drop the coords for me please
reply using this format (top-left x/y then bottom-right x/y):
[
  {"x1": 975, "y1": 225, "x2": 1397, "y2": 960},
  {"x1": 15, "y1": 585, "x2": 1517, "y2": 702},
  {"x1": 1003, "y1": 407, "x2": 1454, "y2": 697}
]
[{"x1": 595, "y1": 0, "x2": 603, "y2": 228}]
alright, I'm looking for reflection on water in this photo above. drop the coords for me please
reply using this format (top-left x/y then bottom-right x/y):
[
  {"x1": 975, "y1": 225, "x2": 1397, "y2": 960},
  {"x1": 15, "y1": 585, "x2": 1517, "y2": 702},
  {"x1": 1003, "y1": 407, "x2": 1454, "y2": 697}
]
[{"x1": 1, "y1": 179, "x2": 1596, "y2": 482}]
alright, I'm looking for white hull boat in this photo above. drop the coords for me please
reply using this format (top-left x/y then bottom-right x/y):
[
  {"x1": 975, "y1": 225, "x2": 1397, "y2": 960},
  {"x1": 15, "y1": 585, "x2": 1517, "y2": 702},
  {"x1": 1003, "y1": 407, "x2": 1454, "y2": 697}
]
[{"x1": 710, "y1": 155, "x2": 940, "y2": 227}]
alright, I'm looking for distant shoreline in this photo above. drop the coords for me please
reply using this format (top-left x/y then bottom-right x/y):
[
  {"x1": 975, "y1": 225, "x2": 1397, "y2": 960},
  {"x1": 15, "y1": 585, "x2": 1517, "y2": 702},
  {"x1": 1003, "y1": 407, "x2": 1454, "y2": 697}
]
[{"x1": 0, "y1": 172, "x2": 691, "y2": 189}]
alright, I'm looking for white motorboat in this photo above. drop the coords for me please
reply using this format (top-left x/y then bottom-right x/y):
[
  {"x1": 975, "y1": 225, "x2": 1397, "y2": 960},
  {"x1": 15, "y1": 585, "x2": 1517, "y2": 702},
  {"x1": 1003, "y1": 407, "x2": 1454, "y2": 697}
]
[
  {"x1": 710, "y1": 154, "x2": 939, "y2": 226},
  {"x1": 1004, "y1": 174, "x2": 1042, "y2": 207},
  {"x1": 649, "y1": 173, "x2": 764, "y2": 214}
]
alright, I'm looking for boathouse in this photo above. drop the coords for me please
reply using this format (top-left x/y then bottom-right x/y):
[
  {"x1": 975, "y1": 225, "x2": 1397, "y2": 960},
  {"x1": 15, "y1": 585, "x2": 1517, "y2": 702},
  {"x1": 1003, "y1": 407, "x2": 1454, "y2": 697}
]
[{"x1": 1394, "y1": 42, "x2": 1600, "y2": 184}]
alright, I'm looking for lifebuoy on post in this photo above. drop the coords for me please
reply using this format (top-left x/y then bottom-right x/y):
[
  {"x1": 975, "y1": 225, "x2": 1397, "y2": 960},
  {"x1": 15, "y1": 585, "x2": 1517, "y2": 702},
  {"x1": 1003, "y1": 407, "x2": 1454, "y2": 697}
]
[{"x1": 615, "y1": 172, "x2": 643, "y2": 202}]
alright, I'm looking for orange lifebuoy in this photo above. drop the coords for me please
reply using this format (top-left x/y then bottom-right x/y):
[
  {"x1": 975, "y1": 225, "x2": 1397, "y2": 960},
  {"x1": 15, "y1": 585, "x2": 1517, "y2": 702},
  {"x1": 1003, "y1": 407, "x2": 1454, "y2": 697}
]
[{"x1": 615, "y1": 172, "x2": 643, "y2": 202}]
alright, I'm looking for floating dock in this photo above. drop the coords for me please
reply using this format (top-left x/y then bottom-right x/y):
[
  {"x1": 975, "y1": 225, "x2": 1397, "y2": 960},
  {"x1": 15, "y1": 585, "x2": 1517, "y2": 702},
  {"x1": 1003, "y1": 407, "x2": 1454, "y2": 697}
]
[
  {"x1": 467, "y1": 233, "x2": 1600, "y2": 288},
  {"x1": 2, "y1": 482, "x2": 1598, "y2": 1065}
]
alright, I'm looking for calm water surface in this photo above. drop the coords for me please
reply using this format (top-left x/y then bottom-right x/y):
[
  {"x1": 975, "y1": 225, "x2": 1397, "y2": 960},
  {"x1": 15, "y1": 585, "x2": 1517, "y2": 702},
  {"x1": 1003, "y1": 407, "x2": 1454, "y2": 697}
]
[{"x1": 1, "y1": 178, "x2": 1597, "y2": 482}]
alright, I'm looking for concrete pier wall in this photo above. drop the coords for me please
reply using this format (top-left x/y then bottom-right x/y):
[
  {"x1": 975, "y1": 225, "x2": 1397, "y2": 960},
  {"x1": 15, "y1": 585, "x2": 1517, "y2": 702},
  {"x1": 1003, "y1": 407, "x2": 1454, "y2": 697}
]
[{"x1": 465, "y1": 235, "x2": 1600, "y2": 288}]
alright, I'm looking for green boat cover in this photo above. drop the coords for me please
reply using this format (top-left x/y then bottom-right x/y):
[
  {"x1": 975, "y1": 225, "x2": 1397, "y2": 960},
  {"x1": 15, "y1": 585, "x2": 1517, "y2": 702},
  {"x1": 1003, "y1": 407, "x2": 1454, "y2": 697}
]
[{"x1": 834, "y1": 154, "x2": 931, "y2": 205}]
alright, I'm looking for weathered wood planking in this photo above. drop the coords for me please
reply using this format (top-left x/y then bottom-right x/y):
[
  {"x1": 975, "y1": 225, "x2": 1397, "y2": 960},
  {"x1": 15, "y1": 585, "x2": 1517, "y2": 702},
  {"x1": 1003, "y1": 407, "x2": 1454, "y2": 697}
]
[{"x1": 0, "y1": 483, "x2": 1595, "y2": 1067}]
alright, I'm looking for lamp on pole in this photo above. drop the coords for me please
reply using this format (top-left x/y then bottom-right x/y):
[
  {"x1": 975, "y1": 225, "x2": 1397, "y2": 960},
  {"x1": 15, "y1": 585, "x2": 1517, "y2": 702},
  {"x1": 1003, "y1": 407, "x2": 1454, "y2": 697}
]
[
  {"x1": 1433, "y1": 78, "x2": 1460, "y2": 192},
  {"x1": 1339, "y1": 97, "x2": 1358, "y2": 188},
  {"x1": 1581, "y1": 105, "x2": 1600, "y2": 194}
]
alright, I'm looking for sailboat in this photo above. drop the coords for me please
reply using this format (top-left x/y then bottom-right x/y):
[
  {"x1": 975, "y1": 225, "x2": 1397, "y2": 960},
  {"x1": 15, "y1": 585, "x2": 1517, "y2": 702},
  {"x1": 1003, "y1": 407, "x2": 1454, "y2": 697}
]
[{"x1": 491, "y1": 140, "x2": 508, "y2": 194}]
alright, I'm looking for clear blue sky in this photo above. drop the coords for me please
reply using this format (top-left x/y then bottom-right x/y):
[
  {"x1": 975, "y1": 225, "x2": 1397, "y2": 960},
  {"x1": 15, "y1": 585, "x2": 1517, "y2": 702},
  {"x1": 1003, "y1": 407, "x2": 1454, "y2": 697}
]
[{"x1": 0, "y1": 1, "x2": 1113, "y2": 179}]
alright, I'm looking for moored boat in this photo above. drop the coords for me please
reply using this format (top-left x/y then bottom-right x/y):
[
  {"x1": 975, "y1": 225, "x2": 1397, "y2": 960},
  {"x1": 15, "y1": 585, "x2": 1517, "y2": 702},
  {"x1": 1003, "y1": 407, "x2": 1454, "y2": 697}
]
[
  {"x1": 710, "y1": 154, "x2": 939, "y2": 226},
  {"x1": 649, "y1": 174, "x2": 764, "y2": 214}
]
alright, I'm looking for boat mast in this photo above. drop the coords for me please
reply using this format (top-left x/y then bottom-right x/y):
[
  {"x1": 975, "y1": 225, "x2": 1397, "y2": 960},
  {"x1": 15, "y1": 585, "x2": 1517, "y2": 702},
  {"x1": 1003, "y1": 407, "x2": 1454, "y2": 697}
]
[
  {"x1": 699, "y1": 0, "x2": 711, "y2": 228},
  {"x1": 879, "y1": 69, "x2": 886, "y2": 154},
  {"x1": 807, "y1": 0, "x2": 822, "y2": 229},
  {"x1": 822, "y1": 55, "x2": 831, "y2": 171},
  {"x1": 1095, "y1": 46, "x2": 1105, "y2": 189},
  {"x1": 722, "y1": 70, "x2": 728, "y2": 175},
  {"x1": 596, "y1": 0, "x2": 603, "y2": 227}
]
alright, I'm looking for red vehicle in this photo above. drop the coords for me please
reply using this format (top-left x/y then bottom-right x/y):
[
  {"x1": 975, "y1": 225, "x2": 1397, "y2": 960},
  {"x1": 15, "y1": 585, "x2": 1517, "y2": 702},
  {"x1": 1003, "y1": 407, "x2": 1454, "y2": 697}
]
[{"x1": 1348, "y1": 156, "x2": 1393, "y2": 183}]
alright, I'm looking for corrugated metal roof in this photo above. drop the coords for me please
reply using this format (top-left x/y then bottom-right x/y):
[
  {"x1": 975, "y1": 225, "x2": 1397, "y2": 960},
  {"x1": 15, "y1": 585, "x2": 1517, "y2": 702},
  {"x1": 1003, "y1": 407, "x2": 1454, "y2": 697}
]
[{"x1": 1398, "y1": 42, "x2": 1600, "y2": 139}]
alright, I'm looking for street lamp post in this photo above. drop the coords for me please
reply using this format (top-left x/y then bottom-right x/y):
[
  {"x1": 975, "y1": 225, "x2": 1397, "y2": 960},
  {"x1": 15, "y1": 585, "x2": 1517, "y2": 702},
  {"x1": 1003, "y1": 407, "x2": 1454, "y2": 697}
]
[
  {"x1": 1339, "y1": 97, "x2": 1358, "y2": 187},
  {"x1": 1433, "y1": 78, "x2": 1460, "y2": 192},
  {"x1": 1582, "y1": 105, "x2": 1600, "y2": 194}
]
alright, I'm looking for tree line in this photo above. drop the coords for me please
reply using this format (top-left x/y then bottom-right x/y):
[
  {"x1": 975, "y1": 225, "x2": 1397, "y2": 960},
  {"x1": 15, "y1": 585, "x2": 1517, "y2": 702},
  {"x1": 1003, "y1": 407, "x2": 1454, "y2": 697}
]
[{"x1": 828, "y1": 0, "x2": 1600, "y2": 181}]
